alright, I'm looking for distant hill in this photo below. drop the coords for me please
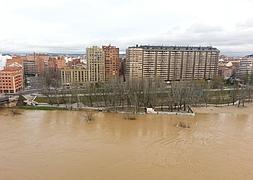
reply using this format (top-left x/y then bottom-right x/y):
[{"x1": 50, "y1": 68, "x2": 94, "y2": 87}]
[{"x1": 246, "y1": 54, "x2": 253, "y2": 58}]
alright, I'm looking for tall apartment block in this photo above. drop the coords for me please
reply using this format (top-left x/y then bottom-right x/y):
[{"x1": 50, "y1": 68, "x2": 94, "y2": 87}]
[
  {"x1": 125, "y1": 45, "x2": 220, "y2": 81},
  {"x1": 87, "y1": 46, "x2": 105, "y2": 82},
  {"x1": 102, "y1": 45, "x2": 120, "y2": 81},
  {"x1": 0, "y1": 67, "x2": 23, "y2": 94}
]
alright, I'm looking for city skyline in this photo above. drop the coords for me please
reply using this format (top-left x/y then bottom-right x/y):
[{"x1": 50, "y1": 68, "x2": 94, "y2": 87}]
[{"x1": 1, "y1": 0, "x2": 253, "y2": 56}]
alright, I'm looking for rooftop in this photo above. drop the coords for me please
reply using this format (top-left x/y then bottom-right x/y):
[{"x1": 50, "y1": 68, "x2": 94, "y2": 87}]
[
  {"x1": 0, "y1": 67, "x2": 22, "y2": 72},
  {"x1": 129, "y1": 45, "x2": 219, "y2": 51}
]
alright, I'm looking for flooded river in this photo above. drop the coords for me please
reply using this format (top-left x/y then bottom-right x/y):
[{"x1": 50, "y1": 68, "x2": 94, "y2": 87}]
[{"x1": 0, "y1": 109, "x2": 253, "y2": 180}]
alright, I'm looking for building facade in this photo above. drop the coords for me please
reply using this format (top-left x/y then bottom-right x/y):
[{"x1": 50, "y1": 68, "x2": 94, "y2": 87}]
[
  {"x1": 6, "y1": 56, "x2": 25, "y2": 67},
  {"x1": 238, "y1": 58, "x2": 253, "y2": 78},
  {"x1": 67, "y1": 58, "x2": 83, "y2": 67},
  {"x1": 23, "y1": 60, "x2": 37, "y2": 75},
  {"x1": 0, "y1": 67, "x2": 23, "y2": 94},
  {"x1": 87, "y1": 46, "x2": 105, "y2": 82},
  {"x1": 218, "y1": 59, "x2": 240, "y2": 79},
  {"x1": 6, "y1": 54, "x2": 50, "y2": 76},
  {"x1": 126, "y1": 47, "x2": 143, "y2": 80},
  {"x1": 48, "y1": 56, "x2": 66, "y2": 72},
  {"x1": 125, "y1": 45, "x2": 220, "y2": 81},
  {"x1": 102, "y1": 45, "x2": 120, "y2": 81},
  {"x1": 27, "y1": 53, "x2": 49, "y2": 76},
  {"x1": 61, "y1": 65, "x2": 88, "y2": 87}
]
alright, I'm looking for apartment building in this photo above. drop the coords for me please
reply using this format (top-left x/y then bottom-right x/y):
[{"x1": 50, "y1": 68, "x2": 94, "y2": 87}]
[
  {"x1": 102, "y1": 45, "x2": 120, "y2": 81},
  {"x1": 87, "y1": 46, "x2": 105, "y2": 82},
  {"x1": 6, "y1": 56, "x2": 25, "y2": 67},
  {"x1": 6, "y1": 54, "x2": 50, "y2": 76},
  {"x1": 238, "y1": 58, "x2": 253, "y2": 78},
  {"x1": 125, "y1": 45, "x2": 220, "y2": 81},
  {"x1": 125, "y1": 47, "x2": 143, "y2": 80},
  {"x1": 48, "y1": 56, "x2": 66, "y2": 72},
  {"x1": 67, "y1": 58, "x2": 83, "y2": 67},
  {"x1": 26, "y1": 53, "x2": 49, "y2": 76},
  {"x1": 61, "y1": 65, "x2": 88, "y2": 86},
  {"x1": 0, "y1": 67, "x2": 23, "y2": 94}
]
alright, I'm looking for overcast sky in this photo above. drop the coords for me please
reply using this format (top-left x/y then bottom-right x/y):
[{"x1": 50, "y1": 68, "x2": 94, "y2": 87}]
[{"x1": 0, "y1": 0, "x2": 253, "y2": 56}]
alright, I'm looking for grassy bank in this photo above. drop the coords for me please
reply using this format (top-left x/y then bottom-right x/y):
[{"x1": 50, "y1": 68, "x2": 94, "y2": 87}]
[{"x1": 17, "y1": 106, "x2": 67, "y2": 111}]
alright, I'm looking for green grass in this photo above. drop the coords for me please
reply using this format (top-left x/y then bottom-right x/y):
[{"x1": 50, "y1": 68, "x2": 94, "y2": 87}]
[
  {"x1": 17, "y1": 106, "x2": 67, "y2": 111},
  {"x1": 34, "y1": 97, "x2": 49, "y2": 103}
]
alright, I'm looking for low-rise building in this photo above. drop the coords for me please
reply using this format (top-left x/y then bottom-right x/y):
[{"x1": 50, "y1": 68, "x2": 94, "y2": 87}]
[
  {"x1": 61, "y1": 65, "x2": 88, "y2": 87},
  {"x1": 218, "y1": 61, "x2": 239, "y2": 79}
]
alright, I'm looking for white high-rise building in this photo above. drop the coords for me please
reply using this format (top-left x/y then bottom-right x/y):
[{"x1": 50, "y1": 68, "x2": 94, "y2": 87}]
[{"x1": 0, "y1": 54, "x2": 12, "y2": 70}]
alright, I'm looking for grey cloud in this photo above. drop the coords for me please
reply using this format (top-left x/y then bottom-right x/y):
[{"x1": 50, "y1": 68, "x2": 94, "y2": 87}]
[
  {"x1": 113, "y1": 23, "x2": 253, "y2": 56},
  {"x1": 237, "y1": 19, "x2": 253, "y2": 29}
]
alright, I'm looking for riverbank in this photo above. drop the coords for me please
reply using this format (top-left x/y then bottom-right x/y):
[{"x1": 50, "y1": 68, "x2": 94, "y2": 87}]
[
  {"x1": 7, "y1": 101, "x2": 253, "y2": 115},
  {"x1": 192, "y1": 103, "x2": 253, "y2": 114},
  {"x1": 17, "y1": 106, "x2": 67, "y2": 111}
]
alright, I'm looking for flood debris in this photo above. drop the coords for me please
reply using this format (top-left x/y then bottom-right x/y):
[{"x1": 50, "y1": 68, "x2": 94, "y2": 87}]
[
  {"x1": 176, "y1": 121, "x2": 190, "y2": 128},
  {"x1": 123, "y1": 113, "x2": 137, "y2": 120},
  {"x1": 10, "y1": 109, "x2": 22, "y2": 116},
  {"x1": 83, "y1": 111, "x2": 95, "y2": 123}
]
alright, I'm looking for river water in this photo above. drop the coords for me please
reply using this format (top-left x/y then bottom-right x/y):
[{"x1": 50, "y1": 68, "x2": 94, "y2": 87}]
[{"x1": 0, "y1": 109, "x2": 253, "y2": 180}]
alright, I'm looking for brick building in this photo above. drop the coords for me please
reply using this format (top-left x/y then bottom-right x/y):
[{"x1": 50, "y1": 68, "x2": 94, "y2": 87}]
[
  {"x1": 0, "y1": 67, "x2": 23, "y2": 94},
  {"x1": 67, "y1": 58, "x2": 83, "y2": 67},
  {"x1": 102, "y1": 45, "x2": 120, "y2": 81},
  {"x1": 48, "y1": 56, "x2": 66, "y2": 72},
  {"x1": 6, "y1": 56, "x2": 26, "y2": 67},
  {"x1": 26, "y1": 53, "x2": 49, "y2": 76},
  {"x1": 6, "y1": 54, "x2": 50, "y2": 76}
]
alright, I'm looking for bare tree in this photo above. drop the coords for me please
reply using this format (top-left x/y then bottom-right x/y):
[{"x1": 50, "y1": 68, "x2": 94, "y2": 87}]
[{"x1": 83, "y1": 111, "x2": 95, "y2": 122}]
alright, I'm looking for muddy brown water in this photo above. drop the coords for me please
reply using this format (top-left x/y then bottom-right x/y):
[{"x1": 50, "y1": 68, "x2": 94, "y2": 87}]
[{"x1": 0, "y1": 109, "x2": 253, "y2": 180}]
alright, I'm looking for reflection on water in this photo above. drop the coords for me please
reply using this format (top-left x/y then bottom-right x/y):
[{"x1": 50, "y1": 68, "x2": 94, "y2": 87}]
[{"x1": 0, "y1": 109, "x2": 253, "y2": 180}]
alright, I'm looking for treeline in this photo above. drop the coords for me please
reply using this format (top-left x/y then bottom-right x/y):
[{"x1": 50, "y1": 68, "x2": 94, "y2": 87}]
[{"x1": 40, "y1": 77, "x2": 253, "y2": 112}]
